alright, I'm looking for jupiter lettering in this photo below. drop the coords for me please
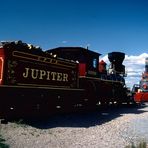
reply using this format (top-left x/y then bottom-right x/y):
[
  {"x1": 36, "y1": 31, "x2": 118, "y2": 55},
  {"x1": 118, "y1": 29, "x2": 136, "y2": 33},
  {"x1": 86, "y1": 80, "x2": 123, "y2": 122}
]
[{"x1": 22, "y1": 67, "x2": 69, "y2": 82}]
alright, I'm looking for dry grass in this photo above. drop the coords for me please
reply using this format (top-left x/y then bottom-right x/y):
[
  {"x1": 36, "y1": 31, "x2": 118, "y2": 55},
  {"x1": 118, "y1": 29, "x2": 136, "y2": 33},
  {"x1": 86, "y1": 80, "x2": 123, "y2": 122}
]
[
  {"x1": 125, "y1": 141, "x2": 147, "y2": 148},
  {"x1": 0, "y1": 135, "x2": 9, "y2": 148}
]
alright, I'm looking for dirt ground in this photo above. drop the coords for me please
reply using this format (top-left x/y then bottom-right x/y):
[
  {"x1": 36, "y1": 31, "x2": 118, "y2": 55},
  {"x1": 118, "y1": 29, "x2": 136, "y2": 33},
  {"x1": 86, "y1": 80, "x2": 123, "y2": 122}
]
[{"x1": 1, "y1": 104, "x2": 148, "y2": 148}]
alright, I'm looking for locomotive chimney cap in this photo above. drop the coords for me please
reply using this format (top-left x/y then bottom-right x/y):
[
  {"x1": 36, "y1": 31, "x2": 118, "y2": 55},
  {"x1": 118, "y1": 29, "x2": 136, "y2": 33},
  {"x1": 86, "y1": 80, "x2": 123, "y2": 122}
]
[{"x1": 108, "y1": 52, "x2": 125, "y2": 64}]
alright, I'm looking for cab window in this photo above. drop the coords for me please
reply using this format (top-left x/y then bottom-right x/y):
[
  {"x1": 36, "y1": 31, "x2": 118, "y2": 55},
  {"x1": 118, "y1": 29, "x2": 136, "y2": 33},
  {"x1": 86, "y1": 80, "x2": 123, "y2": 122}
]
[{"x1": 93, "y1": 59, "x2": 97, "y2": 69}]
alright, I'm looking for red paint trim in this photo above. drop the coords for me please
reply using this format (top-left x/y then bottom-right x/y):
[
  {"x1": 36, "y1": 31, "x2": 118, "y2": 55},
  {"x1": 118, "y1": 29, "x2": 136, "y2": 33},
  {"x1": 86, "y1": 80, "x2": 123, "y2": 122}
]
[
  {"x1": 0, "y1": 48, "x2": 5, "y2": 85},
  {"x1": 134, "y1": 92, "x2": 148, "y2": 103},
  {"x1": 79, "y1": 63, "x2": 86, "y2": 76}
]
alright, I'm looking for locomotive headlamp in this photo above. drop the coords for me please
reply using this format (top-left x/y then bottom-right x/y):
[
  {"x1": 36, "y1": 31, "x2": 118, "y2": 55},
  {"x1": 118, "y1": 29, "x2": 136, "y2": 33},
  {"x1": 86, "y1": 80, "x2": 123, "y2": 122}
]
[
  {"x1": 53, "y1": 54, "x2": 57, "y2": 58},
  {"x1": 27, "y1": 44, "x2": 33, "y2": 49},
  {"x1": 138, "y1": 89, "x2": 142, "y2": 93}
]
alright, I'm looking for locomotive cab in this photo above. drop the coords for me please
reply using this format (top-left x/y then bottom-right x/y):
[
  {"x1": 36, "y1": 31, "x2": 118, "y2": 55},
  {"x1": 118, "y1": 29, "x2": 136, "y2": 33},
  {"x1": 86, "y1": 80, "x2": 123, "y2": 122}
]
[{"x1": 47, "y1": 47, "x2": 101, "y2": 77}]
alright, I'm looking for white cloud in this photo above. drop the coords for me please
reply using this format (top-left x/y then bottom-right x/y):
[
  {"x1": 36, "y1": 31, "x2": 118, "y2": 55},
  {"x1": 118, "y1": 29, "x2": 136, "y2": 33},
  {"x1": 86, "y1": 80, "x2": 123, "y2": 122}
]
[
  {"x1": 61, "y1": 40, "x2": 68, "y2": 44},
  {"x1": 100, "y1": 55, "x2": 108, "y2": 63},
  {"x1": 124, "y1": 53, "x2": 148, "y2": 88},
  {"x1": 100, "y1": 53, "x2": 148, "y2": 88}
]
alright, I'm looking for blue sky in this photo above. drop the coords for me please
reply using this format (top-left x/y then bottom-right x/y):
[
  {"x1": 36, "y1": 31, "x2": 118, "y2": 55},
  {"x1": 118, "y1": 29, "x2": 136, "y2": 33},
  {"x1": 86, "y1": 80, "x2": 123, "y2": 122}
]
[{"x1": 0, "y1": 0, "x2": 148, "y2": 87}]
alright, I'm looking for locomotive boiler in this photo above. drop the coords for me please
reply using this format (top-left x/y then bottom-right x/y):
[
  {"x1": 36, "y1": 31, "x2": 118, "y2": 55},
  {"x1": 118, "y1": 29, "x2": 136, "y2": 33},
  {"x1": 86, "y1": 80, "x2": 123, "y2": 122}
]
[{"x1": 0, "y1": 41, "x2": 131, "y2": 119}]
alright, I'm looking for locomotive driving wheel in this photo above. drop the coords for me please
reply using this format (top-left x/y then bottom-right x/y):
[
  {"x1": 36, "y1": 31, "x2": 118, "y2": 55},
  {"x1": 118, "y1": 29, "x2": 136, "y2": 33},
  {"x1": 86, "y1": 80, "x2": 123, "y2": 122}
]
[{"x1": 80, "y1": 79, "x2": 98, "y2": 109}]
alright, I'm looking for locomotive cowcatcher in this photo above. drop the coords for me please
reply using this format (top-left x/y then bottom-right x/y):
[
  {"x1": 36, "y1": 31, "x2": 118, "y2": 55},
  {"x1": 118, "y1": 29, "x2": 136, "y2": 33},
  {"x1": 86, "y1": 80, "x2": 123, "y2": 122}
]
[{"x1": 0, "y1": 41, "x2": 131, "y2": 119}]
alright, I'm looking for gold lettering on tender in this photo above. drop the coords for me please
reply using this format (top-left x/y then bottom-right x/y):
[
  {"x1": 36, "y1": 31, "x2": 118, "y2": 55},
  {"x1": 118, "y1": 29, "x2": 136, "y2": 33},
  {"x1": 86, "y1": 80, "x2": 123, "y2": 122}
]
[
  {"x1": 39, "y1": 70, "x2": 46, "y2": 79},
  {"x1": 57, "y1": 72, "x2": 63, "y2": 81},
  {"x1": 23, "y1": 68, "x2": 29, "y2": 78},
  {"x1": 22, "y1": 67, "x2": 69, "y2": 82},
  {"x1": 31, "y1": 69, "x2": 39, "y2": 79},
  {"x1": 51, "y1": 72, "x2": 57, "y2": 80},
  {"x1": 46, "y1": 71, "x2": 50, "y2": 80},
  {"x1": 63, "y1": 73, "x2": 68, "y2": 82}
]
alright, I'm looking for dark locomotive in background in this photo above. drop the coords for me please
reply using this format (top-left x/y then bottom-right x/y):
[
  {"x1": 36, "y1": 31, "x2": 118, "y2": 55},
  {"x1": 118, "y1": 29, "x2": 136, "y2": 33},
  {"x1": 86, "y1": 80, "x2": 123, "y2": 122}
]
[{"x1": 0, "y1": 41, "x2": 132, "y2": 119}]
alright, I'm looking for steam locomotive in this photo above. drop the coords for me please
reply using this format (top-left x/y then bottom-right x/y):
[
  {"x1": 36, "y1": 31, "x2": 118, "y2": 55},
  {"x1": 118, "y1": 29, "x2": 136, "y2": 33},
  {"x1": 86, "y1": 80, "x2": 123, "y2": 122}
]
[
  {"x1": 132, "y1": 57, "x2": 148, "y2": 103},
  {"x1": 0, "y1": 41, "x2": 132, "y2": 119}
]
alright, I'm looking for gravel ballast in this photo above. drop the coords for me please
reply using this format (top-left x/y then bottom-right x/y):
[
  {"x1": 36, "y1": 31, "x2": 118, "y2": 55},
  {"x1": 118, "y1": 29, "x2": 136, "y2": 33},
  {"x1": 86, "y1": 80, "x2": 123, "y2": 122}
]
[{"x1": 1, "y1": 105, "x2": 148, "y2": 148}]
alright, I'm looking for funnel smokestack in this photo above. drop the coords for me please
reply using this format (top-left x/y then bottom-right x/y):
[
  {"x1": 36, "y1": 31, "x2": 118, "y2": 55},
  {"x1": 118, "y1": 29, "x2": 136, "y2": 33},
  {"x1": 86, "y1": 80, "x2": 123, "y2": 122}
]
[{"x1": 108, "y1": 52, "x2": 125, "y2": 75}]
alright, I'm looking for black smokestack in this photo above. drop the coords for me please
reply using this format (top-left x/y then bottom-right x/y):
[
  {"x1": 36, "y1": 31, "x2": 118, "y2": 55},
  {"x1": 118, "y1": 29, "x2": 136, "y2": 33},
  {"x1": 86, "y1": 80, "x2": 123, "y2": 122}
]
[
  {"x1": 108, "y1": 52, "x2": 125, "y2": 74},
  {"x1": 145, "y1": 57, "x2": 148, "y2": 72}
]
